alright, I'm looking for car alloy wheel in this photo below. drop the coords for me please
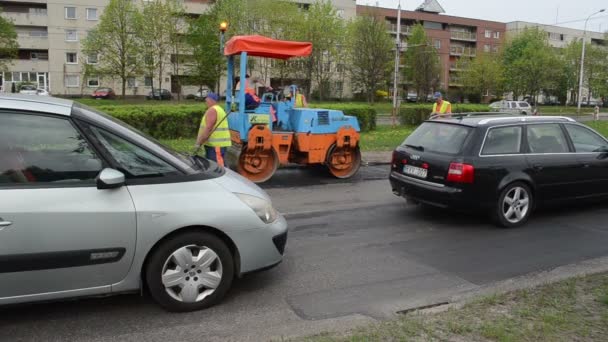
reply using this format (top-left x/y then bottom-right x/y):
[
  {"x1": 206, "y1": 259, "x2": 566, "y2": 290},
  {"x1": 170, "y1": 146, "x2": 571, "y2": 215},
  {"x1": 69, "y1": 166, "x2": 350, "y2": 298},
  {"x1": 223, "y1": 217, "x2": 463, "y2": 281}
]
[
  {"x1": 161, "y1": 245, "x2": 222, "y2": 303},
  {"x1": 494, "y1": 182, "x2": 533, "y2": 228},
  {"x1": 502, "y1": 186, "x2": 530, "y2": 224}
]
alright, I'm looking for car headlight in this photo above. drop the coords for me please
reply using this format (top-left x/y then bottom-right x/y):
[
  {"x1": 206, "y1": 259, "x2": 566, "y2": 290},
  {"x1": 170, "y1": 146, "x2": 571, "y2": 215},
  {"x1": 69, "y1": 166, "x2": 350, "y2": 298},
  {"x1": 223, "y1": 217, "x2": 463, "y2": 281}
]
[{"x1": 234, "y1": 193, "x2": 278, "y2": 224}]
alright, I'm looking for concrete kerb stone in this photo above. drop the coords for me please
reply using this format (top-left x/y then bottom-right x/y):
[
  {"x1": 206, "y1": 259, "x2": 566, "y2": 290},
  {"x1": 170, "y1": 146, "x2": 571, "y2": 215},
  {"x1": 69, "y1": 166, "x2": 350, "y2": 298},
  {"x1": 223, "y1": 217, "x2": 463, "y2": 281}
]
[{"x1": 413, "y1": 255, "x2": 608, "y2": 316}]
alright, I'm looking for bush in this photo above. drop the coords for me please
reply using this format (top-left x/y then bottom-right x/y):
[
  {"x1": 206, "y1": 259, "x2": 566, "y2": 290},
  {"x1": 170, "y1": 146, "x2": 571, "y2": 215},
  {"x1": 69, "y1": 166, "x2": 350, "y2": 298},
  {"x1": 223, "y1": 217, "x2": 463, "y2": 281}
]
[
  {"x1": 399, "y1": 104, "x2": 490, "y2": 125},
  {"x1": 100, "y1": 105, "x2": 203, "y2": 139},
  {"x1": 98, "y1": 103, "x2": 377, "y2": 139},
  {"x1": 320, "y1": 104, "x2": 377, "y2": 132}
]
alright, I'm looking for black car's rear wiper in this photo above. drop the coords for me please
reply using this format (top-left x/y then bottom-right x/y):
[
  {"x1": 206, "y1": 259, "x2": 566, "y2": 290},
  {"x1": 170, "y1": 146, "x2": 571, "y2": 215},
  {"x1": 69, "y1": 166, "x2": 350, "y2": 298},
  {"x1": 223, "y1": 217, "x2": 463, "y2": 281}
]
[{"x1": 405, "y1": 144, "x2": 424, "y2": 151}]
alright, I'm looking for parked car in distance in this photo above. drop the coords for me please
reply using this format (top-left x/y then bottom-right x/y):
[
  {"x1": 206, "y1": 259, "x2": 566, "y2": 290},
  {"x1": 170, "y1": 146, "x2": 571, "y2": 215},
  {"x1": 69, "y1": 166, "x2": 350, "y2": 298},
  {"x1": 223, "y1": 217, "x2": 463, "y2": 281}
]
[
  {"x1": 19, "y1": 84, "x2": 49, "y2": 96},
  {"x1": 0, "y1": 94, "x2": 288, "y2": 312},
  {"x1": 390, "y1": 113, "x2": 608, "y2": 227},
  {"x1": 489, "y1": 100, "x2": 532, "y2": 115},
  {"x1": 91, "y1": 87, "x2": 116, "y2": 99},
  {"x1": 194, "y1": 88, "x2": 209, "y2": 101},
  {"x1": 147, "y1": 89, "x2": 172, "y2": 100}
]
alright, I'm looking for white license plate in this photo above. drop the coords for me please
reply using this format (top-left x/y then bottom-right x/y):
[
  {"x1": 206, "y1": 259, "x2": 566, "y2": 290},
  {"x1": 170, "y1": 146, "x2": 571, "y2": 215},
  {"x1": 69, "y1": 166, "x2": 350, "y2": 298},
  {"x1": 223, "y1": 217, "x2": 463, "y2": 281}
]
[{"x1": 403, "y1": 165, "x2": 428, "y2": 179}]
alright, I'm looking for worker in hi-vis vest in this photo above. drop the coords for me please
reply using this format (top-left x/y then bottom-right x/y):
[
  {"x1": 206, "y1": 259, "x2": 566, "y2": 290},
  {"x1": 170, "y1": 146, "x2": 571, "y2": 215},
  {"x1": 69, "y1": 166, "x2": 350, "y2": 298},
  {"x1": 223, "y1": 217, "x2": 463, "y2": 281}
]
[
  {"x1": 194, "y1": 92, "x2": 231, "y2": 167},
  {"x1": 431, "y1": 91, "x2": 452, "y2": 118}
]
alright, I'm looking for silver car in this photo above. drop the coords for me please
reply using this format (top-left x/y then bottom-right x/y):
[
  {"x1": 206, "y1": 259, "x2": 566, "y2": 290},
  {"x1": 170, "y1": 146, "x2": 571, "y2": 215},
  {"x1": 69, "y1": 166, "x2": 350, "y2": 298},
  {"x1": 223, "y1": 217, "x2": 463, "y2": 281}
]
[
  {"x1": 489, "y1": 100, "x2": 532, "y2": 115},
  {"x1": 0, "y1": 95, "x2": 287, "y2": 312}
]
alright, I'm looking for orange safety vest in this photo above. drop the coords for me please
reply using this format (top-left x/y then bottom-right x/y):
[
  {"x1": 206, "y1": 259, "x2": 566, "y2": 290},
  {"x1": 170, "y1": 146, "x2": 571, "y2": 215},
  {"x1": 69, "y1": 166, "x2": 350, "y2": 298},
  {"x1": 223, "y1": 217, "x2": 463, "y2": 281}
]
[{"x1": 433, "y1": 100, "x2": 452, "y2": 114}]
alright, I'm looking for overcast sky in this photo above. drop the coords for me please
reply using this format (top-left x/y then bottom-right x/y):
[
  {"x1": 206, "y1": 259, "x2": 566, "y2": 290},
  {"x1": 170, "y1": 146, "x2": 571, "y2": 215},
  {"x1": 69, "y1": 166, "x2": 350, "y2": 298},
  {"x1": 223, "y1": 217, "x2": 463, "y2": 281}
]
[{"x1": 355, "y1": 0, "x2": 608, "y2": 32}]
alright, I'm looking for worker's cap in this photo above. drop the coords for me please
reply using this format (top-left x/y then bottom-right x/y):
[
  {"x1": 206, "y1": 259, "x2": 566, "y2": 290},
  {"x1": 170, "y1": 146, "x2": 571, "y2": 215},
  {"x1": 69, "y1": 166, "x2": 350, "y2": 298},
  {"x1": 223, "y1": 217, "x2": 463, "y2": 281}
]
[
  {"x1": 207, "y1": 92, "x2": 219, "y2": 102},
  {"x1": 433, "y1": 91, "x2": 443, "y2": 99}
]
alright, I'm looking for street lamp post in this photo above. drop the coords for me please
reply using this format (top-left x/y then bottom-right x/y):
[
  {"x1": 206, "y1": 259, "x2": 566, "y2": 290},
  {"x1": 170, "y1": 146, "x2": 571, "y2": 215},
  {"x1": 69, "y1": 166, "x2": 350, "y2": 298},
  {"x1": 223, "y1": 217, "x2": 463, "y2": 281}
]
[
  {"x1": 577, "y1": 9, "x2": 605, "y2": 115},
  {"x1": 218, "y1": 21, "x2": 228, "y2": 94}
]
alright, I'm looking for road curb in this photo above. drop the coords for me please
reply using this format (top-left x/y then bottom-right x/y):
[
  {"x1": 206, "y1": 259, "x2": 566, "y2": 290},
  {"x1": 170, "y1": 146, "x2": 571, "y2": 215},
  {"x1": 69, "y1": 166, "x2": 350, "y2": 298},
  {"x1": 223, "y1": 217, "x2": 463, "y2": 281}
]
[{"x1": 409, "y1": 255, "x2": 608, "y2": 316}]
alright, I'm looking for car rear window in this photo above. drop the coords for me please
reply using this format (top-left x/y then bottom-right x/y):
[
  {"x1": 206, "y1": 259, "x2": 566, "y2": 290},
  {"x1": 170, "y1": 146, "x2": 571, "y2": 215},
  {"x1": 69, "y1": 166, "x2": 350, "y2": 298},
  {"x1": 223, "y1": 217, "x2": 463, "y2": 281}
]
[{"x1": 402, "y1": 122, "x2": 472, "y2": 155}]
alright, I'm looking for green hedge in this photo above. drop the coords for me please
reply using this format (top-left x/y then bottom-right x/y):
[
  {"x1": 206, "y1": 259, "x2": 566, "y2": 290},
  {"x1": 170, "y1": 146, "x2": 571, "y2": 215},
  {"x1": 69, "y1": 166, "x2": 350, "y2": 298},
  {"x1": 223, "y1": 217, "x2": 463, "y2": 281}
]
[
  {"x1": 399, "y1": 104, "x2": 490, "y2": 125},
  {"x1": 98, "y1": 103, "x2": 377, "y2": 139},
  {"x1": 99, "y1": 105, "x2": 203, "y2": 139},
  {"x1": 320, "y1": 104, "x2": 377, "y2": 132}
]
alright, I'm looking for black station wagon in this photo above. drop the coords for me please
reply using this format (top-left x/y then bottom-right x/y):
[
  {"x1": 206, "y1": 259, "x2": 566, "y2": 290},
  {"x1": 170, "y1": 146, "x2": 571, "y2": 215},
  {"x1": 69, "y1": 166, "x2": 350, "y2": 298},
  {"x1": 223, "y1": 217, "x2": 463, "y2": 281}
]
[{"x1": 389, "y1": 114, "x2": 608, "y2": 227}]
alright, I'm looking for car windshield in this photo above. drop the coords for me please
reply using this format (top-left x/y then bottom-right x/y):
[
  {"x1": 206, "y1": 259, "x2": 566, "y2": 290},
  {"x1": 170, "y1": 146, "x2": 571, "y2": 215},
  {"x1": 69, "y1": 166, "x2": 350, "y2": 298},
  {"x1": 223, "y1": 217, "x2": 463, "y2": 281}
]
[
  {"x1": 402, "y1": 122, "x2": 472, "y2": 155},
  {"x1": 21, "y1": 85, "x2": 36, "y2": 90},
  {"x1": 73, "y1": 103, "x2": 202, "y2": 171},
  {"x1": 96, "y1": 88, "x2": 111, "y2": 92}
]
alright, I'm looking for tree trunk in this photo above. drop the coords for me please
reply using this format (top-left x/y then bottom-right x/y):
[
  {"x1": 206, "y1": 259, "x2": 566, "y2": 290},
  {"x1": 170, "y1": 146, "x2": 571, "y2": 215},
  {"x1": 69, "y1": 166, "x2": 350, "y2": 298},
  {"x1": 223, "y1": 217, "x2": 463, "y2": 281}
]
[{"x1": 122, "y1": 77, "x2": 126, "y2": 99}]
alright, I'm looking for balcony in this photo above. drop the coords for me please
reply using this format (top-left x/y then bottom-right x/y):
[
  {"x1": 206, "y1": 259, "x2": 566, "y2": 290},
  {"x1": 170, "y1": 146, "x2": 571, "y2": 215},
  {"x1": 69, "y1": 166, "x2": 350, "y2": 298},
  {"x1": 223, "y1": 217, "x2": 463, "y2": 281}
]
[
  {"x1": 388, "y1": 24, "x2": 412, "y2": 35},
  {"x1": 450, "y1": 31, "x2": 477, "y2": 42},
  {"x1": 448, "y1": 77, "x2": 464, "y2": 87},
  {"x1": 10, "y1": 59, "x2": 50, "y2": 72},
  {"x1": 17, "y1": 35, "x2": 49, "y2": 50},
  {"x1": 449, "y1": 63, "x2": 463, "y2": 72},
  {"x1": 1, "y1": 12, "x2": 48, "y2": 27},
  {"x1": 178, "y1": 0, "x2": 211, "y2": 15},
  {"x1": 450, "y1": 46, "x2": 476, "y2": 57}
]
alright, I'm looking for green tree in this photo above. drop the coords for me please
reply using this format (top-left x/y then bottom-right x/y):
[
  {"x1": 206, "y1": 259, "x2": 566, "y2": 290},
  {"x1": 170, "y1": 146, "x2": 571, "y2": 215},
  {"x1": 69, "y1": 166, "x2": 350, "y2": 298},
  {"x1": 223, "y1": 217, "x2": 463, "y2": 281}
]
[
  {"x1": 245, "y1": 0, "x2": 303, "y2": 88},
  {"x1": 187, "y1": 14, "x2": 223, "y2": 92},
  {"x1": 140, "y1": 0, "x2": 172, "y2": 93},
  {"x1": 347, "y1": 14, "x2": 393, "y2": 103},
  {"x1": 502, "y1": 27, "x2": 559, "y2": 102},
  {"x1": 403, "y1": 24, "x2": 441, "y2": 100},
  {"x1": 301, "y1": 0, "x2": 347, "y2": 101},
  {"x1": 460, "y1": 52, "x2": 504, "y2": 101},
  {"x1": 0, "y1": 10, "x2": 18, "y2": 72},
  {"x1": 82, "y1": 0, "x2": 144, "y2": 98}
]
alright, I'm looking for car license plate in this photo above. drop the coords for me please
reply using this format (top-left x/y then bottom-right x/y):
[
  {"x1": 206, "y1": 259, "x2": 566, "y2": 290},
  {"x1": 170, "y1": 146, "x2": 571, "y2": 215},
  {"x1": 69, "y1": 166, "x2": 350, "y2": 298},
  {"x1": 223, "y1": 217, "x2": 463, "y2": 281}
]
[{"x1": 403, "y1": 165, "x2": 428, "y2": 179}]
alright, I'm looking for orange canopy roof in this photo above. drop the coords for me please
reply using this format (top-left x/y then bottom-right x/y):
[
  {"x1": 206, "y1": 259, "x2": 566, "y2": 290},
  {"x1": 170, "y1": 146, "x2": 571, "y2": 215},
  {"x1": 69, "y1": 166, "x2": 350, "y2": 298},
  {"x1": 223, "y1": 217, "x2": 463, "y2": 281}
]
[{"x1": 224, "y1": 35, "x2": 312, "y2": 60}]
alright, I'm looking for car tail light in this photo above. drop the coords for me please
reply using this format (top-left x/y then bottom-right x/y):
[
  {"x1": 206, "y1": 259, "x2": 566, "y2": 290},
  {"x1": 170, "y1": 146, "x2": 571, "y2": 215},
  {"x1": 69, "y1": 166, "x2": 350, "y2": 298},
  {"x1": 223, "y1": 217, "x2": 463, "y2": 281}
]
[{"x1": 447, "y1": 163, "x2": 474, "y2": 183}]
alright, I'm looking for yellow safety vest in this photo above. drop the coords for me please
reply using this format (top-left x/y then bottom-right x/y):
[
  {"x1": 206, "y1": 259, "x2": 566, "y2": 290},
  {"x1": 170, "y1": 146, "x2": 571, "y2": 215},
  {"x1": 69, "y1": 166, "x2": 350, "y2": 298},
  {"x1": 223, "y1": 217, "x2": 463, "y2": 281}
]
[
  {"x1": 295, "y1": 94, "x2": 306, "y2": 108},
  {"x1": 433, "y1": 100, "x2": 451, "y2": 114},
  {"x1": 200, "y1": 105, "x2": 231, "y2": 147}
]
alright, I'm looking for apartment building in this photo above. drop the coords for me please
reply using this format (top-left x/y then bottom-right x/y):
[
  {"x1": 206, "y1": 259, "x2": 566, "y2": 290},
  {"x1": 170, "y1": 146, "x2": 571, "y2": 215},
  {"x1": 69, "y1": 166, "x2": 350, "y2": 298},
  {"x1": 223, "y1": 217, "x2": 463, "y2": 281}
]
[
  {"x1": 0, "y1": 0, "x2": 212, "y2": 96},
  {"x1": 0, "y1": 0, "x2": 358, "y2": 97},
  {"x1": 507, "y1": 21, "x2": 606, "y2": 103},
  {"x1": 358, "y1": 0, "x2": 506, "y2": 99}
]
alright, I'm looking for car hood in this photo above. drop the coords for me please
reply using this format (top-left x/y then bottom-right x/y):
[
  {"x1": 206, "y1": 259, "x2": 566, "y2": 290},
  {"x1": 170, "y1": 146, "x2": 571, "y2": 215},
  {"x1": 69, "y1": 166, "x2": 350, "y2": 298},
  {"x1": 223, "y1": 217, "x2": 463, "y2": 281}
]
[{"x1": 212, "y1": 168, "x2": 271, "y2": 202}]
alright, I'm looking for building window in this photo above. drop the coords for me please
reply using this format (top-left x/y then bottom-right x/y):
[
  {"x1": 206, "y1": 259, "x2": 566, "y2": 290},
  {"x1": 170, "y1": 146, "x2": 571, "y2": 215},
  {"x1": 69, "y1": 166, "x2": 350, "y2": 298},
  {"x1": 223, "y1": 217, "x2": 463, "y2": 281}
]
[
  {"x1": 65, "y1": 7, "x2": 77, "y2": 20},
  {"x1": 127, "y1": 77, "x2": 137, "y2": 88},
  {"x1": 485, "y1": 30, "x2": 492, "y2": 38},
  {"x1": 492, "y1": 45, "x2": 499, "y2": 53},
  {"x1": 86, "y1": 8, "x2": 98, "y2": 21},
  {"x1": 88, "y1": 77, "x2": 100, "y2": 87},
  {"x1": 493, "y1": 31, "x2": 500, "y2": 39},
  {"x1": 484, "y1": 44, "x2": 491, "y2": 52},
  {"x1": 31, "y1": 52, "x2": 49, "y2": 60},
  {"x1": 87, "y1": 54, "x2": 98, "y2": 64},
  {"x1": 434, "y1": 39, "x2": 441, "y2": 49},
  {"x1": 66, "y1": 52, "x2": 78, "y2": 64},
  {"x1": 336, "y1": 9, "x2": 345, "y2": 19},
  {"x1": 65, "y1": 30, "x2": 78, "y2": 41},
  {"x1": 424, "y1": 21, "x2": 443, "y2": 30},
  {"x1": 65, "y1": 75, "x2": 80, "y2": 88},
  {"x1": 144, "y1": 77, "x2": 153, "y2": 87}
]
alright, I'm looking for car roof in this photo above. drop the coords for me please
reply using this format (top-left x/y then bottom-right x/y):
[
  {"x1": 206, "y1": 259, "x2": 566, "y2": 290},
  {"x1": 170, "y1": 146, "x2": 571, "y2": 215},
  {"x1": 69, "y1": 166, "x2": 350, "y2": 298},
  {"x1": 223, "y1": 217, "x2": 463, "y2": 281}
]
[
  {"x1": 0, "y1": 94, "x2": 73, "y2": 116},
  {"x1": 426, "y1": 113, "x2": 576, "y2": 127}
]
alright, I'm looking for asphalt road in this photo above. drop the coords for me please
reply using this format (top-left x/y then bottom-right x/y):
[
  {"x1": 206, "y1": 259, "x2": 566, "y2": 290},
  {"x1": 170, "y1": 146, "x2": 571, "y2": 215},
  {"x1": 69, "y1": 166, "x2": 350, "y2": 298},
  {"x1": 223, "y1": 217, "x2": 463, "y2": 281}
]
[{"x1": 2, "y1": 166, "x2": 608, "y2": 342}]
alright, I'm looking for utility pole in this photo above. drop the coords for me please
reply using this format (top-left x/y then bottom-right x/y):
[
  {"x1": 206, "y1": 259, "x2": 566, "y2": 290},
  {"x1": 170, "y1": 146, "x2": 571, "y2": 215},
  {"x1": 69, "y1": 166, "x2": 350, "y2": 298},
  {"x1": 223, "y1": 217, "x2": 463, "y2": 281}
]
[
  {"x1": 577, "y1": 9, "x2": 605, "y2": 115},
  {"x1": 391, "y1": 1, "x2": 402, "y2": 127}
]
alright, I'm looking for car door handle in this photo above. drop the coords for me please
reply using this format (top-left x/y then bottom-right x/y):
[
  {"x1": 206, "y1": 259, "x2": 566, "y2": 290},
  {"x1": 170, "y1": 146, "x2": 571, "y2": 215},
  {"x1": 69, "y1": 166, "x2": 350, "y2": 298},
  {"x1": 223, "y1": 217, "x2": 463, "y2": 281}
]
[
  {"x1": 0, "y1": 219, "x2": 13, "y2": 230},
  {"x1": 532, "y1": 164, "x2": 543, "y2": 171}
]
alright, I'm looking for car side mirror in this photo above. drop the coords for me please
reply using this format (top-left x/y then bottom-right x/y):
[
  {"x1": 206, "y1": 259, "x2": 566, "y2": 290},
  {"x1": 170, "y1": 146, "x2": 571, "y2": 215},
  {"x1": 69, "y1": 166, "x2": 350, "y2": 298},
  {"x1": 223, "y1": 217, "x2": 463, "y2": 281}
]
[{"x1": 97, "y1": 168, "x2": 125, "y2": 190}]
